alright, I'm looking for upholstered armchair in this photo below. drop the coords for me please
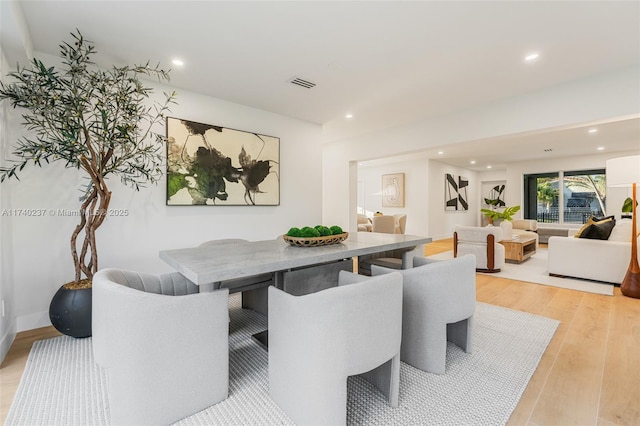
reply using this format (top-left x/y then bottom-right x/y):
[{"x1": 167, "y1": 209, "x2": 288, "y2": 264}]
[
  {"x1": 372, "y1": 215, "x2": 396, "y2": 233},
  {"x1": 454, "y1": 225, "x2": 505, "y2": 272},
  {"x1": 199, "y1": 239, "x2": 273, "y2": 314},
  {"x1": 357, "y1": 244, "x2": 424, "y2": 275},
  {"x1": 357, "y1": 214, "x2": 372, "y2": 232},
  {"x1": 268, "y1": 270, "x2": 403, "y2": 425},
  {"x1": 372, "y1": 255, "x2": 476, "y2": 374},
  {"x1": 394, "y1": 213, "x2": 407, "y2": 234},
  {"x1": 92, "y1": 269, "x2": 230, "y2": 425}
]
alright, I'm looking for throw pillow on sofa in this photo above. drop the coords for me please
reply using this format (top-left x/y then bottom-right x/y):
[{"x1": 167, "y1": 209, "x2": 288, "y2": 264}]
[
  {"x1": 574, "y1": 215, "x2": 615, "y2": 238},
  {"x1": 578, "y1": 216, "x2": 616, "y2": 240}
]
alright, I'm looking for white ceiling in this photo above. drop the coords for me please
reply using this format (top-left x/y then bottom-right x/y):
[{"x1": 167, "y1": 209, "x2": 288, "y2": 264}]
[{"x1": 2, "y1": 1, "x2": 639, "y2": 169}]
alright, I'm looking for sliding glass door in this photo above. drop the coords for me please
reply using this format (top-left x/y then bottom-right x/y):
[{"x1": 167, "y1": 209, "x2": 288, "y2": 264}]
[{"x1": 524, "y1": 169, "x2": 605, "y2": 224}]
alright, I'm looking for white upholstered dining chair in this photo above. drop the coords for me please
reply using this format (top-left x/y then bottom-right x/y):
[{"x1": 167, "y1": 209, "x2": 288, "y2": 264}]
[
  {"x1": 92, "y1": 268, "x2": 229, "y2": 425},
  {"x1": 372, "y1": 254, "x2": 476, "y2": 374},
  {"x1": 268, "y1": 270, "x2": 403, "y2": 425}
]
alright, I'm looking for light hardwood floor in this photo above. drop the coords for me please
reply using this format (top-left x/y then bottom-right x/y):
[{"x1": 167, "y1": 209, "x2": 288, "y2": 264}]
[{"x1": 1, "y1": 239, "x2": 638, "y2": 425}]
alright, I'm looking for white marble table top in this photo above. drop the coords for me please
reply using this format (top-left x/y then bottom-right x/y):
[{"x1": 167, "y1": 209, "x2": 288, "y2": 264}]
[{"x1": 160, "y1": 232, "x2": 432, "y2": 285}]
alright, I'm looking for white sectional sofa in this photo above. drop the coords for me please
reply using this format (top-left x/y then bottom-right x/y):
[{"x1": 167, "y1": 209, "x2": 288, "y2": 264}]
[{"x1": 547, "y1": 219, "x2": 639, "y2": 284}]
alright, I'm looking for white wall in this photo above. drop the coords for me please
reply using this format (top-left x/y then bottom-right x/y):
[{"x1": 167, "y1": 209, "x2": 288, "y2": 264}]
[
  {"x1": 323, "y1": 66, "x2": 640, "y2": 238},
  {"x1": 357, "y1": 157, "x2": 481, "y2": 241},
  {"x1": 428, "y1": 160, "x2": 479, "y2": 240},
  {"x1": 0, "y1": 47, "x2": 17, "y2": 362},
  {"x1": 357, "y1": 157, "x2": 429, "y2": 236},
  {"x1": 3, "y1": 81, "x2": 323, "y2": 332}
]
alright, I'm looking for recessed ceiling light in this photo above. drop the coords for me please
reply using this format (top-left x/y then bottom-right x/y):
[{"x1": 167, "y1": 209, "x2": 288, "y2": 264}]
[
  {"x1": 524, "y1": 52, "x2": 539, "y2": 62},
  {"x1": 597, "y1": 146, "x2": 605, "y2": 151},
  {"x1": 437, "y1": 151, "x2": 444, "y2": 155},
  {"x1": 486, "y1": 165, "x2": 492, "y2": 169},
  {"x1": 588, "y1": 128, "x2": 598, "y2": 134},
  {"x1": 172, "y1": 59, "x2": 184, "y2": 67},
  {"x1": 470, "y1": 160, "x2": 476, "y2": 164},
  {"x1": 345, "y1": 113, "x2": 353, "y2": 119}
]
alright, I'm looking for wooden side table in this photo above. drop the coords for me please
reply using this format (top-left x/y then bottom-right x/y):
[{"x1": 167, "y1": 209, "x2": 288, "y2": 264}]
[{"x1": 499, "y1": 236, "x2": 537, "y2": 263}]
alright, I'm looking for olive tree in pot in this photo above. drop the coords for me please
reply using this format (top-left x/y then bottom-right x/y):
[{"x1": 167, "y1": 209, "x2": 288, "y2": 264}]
[{"x1": 0, "y1": 31, "x2": 176, "y2": 337}]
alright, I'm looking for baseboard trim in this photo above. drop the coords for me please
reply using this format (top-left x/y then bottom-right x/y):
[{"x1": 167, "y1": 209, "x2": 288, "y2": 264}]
[
  {"x1": 17, "y1": 310, "x2": 51, "y2": 333},
  {"x1": 0, "y1": 321, "x2": 17, "y2": 364}
]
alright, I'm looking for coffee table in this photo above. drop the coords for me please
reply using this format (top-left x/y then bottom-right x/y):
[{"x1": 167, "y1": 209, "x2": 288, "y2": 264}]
[{"x1": 500, "y1": 236, "x2": 537, "y2": 263}]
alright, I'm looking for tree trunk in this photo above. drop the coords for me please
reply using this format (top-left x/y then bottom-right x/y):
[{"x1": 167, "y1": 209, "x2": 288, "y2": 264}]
[{"x1": 70, "y1": 157, "x2": 112, "y2": 283}]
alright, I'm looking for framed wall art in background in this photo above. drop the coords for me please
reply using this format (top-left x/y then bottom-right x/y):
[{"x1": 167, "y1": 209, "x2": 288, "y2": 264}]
[
  {"x1": 445, "y1": 173, "x2": 469, "y2": 211},
  {"x1": 382, "y1": 173, "x2": 405, "y2": 207},
  {"x1": 166, "y1": 117, "x2": 280, "y2": 205}
]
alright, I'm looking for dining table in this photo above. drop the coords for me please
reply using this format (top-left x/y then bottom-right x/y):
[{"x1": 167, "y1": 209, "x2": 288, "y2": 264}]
[
  {"x1": 160, "y1": 231, "x2": 432, "y2": 348},
  {"x1": 159, "y1": 231, "x2": 432, "y2": 286}
]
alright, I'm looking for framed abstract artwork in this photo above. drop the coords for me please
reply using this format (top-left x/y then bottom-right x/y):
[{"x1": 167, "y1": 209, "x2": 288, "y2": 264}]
[
  {"x1": 483, "y1": 182, "x2": 506, "y2": 208},
  {"x1": 445, "y1": 173, "x2": 469, "y2": 211},
  {"x1": 166, "y1": 117, "x2": 280, "y2": 205},
  {"x1": 382, "y1": 173, "x2": 405, "y2": 207}
]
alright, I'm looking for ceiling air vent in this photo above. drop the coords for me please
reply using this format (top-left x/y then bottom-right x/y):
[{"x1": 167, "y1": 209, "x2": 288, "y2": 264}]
[
  {"x1": 544, "y1": 148, "x2": 553, "y2": 152},
  {"x1": 289, "y1": 77, "x2": 316, "y2": 89}
]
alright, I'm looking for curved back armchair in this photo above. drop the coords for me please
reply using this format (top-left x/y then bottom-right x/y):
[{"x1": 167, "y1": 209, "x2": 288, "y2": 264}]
[
  {"x1": 394, "y1": 214, "x2": 407, "y2": 234},
  {"x1": 372, "y1": 255, "x2": 476, "y2": 374},
  {"x1": 357, "y1": 214, "x2": 372, "y2": 232},
  {"x1": 357, "y1": 244, "x2": 424, "y2": 276},
  {"x1": 372, "y1": 215, "x2": 396, "y2": 234},
  {"x1": 92, "y1": 268, "x2": 229, "y2": 425},
  {"x1": 454, "y1": 225, "x2": 505, "y2": 272},
  {"x1": 268, "y1": 270, "x2": 403, "y2": 425}
]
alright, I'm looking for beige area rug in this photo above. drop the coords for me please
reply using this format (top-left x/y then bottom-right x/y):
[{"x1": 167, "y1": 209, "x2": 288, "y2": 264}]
[{"x1": 428, "y1": 248, "x2": 614, "y2": 296}]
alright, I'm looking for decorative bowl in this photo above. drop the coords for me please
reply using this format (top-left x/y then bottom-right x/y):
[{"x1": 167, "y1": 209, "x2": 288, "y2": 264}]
[{"x1": 283, "y1": 232, "x2": 349, "y2": 247}]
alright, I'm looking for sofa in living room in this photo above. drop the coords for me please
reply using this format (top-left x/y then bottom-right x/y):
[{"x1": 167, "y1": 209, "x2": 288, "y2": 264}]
[
  {"x1": 547, "y1": 218, "x2": 639, "y2": 284},
  {"x1": 509, "y1": 219, "x2": 539, "y2": 246}
]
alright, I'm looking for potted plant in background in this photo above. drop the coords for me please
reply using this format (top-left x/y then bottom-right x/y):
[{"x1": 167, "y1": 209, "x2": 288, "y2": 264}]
[
  {"x1": 0, "y1": 30, "x2": 176, "y2": 337},
  {"x1": 622, "y1": 197, "x2": 637, "y2": 219},
  {"x1": 481, "y1": 205, "x2": 521, "y2": 239},
  {"x1": 480, "y1": 205, "x2": 520, "y2": 225}
]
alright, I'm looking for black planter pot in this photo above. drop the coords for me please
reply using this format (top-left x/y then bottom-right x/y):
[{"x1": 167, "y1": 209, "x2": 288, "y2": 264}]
[{"x1": 49, "y1": 285, "x2": 92, "y2": 338}]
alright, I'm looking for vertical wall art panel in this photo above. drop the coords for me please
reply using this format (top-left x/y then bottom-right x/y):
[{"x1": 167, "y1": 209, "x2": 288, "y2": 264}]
[
  {"x1": 166, "y1": 117, "x2": 280, "y2": 205},
  {"x1": 382, "y1": 173, "x2": 405, "y2": 207},
  {"x1": 458, "y1": 176, "x2": 469, "y2": 210},
  {"x1": 445, "y1": 173, "x2": 470, "y2": 211},
  {"x1": 445, "y1": 173, "x2": 458, "y2": 210}
]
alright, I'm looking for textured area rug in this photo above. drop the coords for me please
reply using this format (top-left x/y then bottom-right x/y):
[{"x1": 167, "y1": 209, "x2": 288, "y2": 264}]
[
  {"x1": 429, "y1": 248, "x2": 613, "y2": 296},
  {"x1": 7, "y1": 294, "x2": 559, "y2": 426}
]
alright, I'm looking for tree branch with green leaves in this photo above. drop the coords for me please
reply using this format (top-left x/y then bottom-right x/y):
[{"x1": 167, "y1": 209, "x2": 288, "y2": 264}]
[{"x1": 0, "y1": 30, "x2": 177, "y2": 284}]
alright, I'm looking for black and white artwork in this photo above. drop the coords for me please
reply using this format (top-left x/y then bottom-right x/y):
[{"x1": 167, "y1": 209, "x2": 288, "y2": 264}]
[
  {"x1": 166, "y1": 118, "x2": 280, "y2": 205},
  {"x1": 483, "y1": 183, "x2": 506, "y2": 208},
  {"x1": 445, "y1": 173, "x2": 469, "y2": 211}
]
